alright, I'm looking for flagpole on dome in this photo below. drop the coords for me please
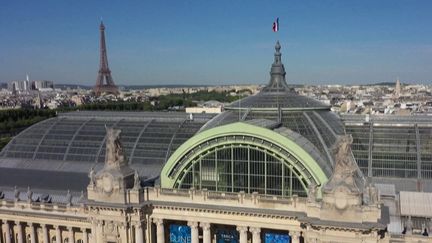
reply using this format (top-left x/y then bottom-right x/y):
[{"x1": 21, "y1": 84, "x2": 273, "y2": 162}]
[
  {"x1": 238, "y1": 90, "x2": 241, "y2": 121},
  {"x1": 273, "y1": 17, "x2": 281, "y2": 109}
]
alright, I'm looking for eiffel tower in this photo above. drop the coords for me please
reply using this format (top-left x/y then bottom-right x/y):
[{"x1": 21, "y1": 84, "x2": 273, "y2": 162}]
[{"x1": 93, "y1": 21, "x2": 119, "y2": 96}]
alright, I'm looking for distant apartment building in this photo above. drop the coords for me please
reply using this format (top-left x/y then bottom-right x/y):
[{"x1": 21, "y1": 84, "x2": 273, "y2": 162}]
[
  {"x1": 186, "y1": 100, "x2": 224, "y2": 114},
  {"x1": 71, "y1": 95, "x2": 84, "y2": 106},
  {"x1": 32, "y1": 80, "x2": 54, "y2": 90},
  {"x1": 7, "y1": 79, "x2": 54, "y2": 93},
  {"x1": 7, "y1": 80, "x2": 30, "y2": 93},
  {"x1": 394, "y1": 78, "x2": 401, "y2": 98},
  {"x1": 185, "y1": 106, "x2": 223, "y2": 114}
]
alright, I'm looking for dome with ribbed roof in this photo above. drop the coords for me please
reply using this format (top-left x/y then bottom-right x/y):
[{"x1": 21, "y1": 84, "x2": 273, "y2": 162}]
[
  {"x1": 226, "y1": 41, "x2": 330, "y2": 111},
  {"x1": 205, "y1": 41, "x2": 345, "y2": 168}
]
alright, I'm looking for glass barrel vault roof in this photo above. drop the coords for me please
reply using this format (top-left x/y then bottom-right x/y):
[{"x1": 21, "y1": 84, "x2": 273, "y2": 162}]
[
  {"x1": 0, "y1": 111, "x2": 215, "y2": 191},
  {"x1": 342, "y1": 114, "x2": 432, "y2": 181}
]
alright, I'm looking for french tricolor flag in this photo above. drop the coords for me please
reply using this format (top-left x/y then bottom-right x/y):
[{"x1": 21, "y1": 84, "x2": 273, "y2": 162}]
[{"x1": 272, "y1": 18, "x2": 279, "y2": 32}]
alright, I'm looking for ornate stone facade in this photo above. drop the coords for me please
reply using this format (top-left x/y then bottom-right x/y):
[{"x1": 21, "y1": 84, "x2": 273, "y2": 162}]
[
  {"x1": 1, "y1": 185, "x2": 431, "y2": 243},
  {"x1": 1, "y1": 129, "x2": 430, "y2": 243}
]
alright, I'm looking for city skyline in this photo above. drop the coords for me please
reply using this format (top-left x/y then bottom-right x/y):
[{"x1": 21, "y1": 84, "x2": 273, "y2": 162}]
[{"x1": 1, "y1": 0, "x2": 432, "y2": 85}]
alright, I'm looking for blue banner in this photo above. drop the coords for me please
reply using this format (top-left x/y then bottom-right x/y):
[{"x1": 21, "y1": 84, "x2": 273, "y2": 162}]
[
  {"x1": 264, "y1": 232, "x2": 291, "y2": 243},
  {"x1": 216, "y1": 229, "x2": 239, "y2": 243},
  {"x1": 169, "y1": 224, "x2": 191, "y2": 243}
]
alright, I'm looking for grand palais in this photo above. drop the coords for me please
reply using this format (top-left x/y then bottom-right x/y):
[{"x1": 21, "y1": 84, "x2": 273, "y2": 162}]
[{"x1": 0, "y1": 42, "x2": 432, "y2": 243}]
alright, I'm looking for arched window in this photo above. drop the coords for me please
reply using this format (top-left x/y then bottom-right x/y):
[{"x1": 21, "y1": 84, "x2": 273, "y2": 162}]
[
  {"x1": 64, "y1": 237, "x2": 69, "y2": 243},
  {"x1": 26, "y1": 234, "x2": 31, "y2": 243},
  {"x1": 177, "y1": 145, "x2": 307, "y2": 196},
  {"x1": 51, "y1": 236, "x2": 57, "y2": 243}
]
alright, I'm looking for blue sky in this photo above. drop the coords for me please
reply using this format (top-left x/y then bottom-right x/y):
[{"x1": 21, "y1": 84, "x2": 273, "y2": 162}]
[{"x1": 1, "y1": 0, "x2": 431, "y2": 85}]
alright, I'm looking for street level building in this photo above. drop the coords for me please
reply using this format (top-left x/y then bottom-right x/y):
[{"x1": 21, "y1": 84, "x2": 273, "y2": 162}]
[{"x1": 0, "y1": 42, "x2": 431, "y2": 243}]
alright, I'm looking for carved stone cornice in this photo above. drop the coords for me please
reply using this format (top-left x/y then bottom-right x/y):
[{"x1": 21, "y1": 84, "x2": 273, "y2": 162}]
[
  {"x1": 152, "y1": 204, "x2": 299, "y2": 221},
  {"x1": 303, "y1": 221, "x2": 377, "y2": 233}
]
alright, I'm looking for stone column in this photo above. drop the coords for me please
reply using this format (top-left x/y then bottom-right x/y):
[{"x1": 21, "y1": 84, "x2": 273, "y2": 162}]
[
  {"x1": 201, "y1": 222, "x2": 211, "y2": 243},
  {"x1": 145, "y1": 220, "x2": 150, "y2": 243},
  {"x1": 406, "y1": 216, "x2": 413, "y2": 235},
  {"x1": 42, "y1": 224, "x2": 49, "y2": 243},
  {"x1": 291, "y1": 231, "x2": 299, "y2": 243},
  {"x1": 96, "y1": 221, "x2": 104, "y2": 243},
  {"x1": 428, "y1": 218, "x2": 432, "y2": 235},
  {"x1": 81, "y1": 228, "x2": 88, "y2": 243},
  {"x1": 16, "y1": 221, "x2": 23, "y2": 243},
  {"x1": 118, "y1": 223, "x2": 129, "y2": 243},
  {"x1": 55, "y1": 225, "x2": 62, "y2": 243},
  {"x1": 135, "y1": 223, "x2": 144, "y2": 243},
  {"x1": 250, "y1": 227, "x2": 261, "y2": 243},
  {"x1": 30, "y1": 223, "x2": 36, "y2": 243},
  {"x1": 188, "y1": 221, "x2": 199, "y2": 243},
  {"x1": 68, "y1": 227, "x2": 75, "y2": 243},
  {"x1": 3, "y1": 221, "x2": 12, "y2": 243},
  {"x1": 154, "y1": 218, "x2": 164, "y2": 243},
  {"x1": 236, "y1": 226, "x2": 248, "y2": 243},
  {"x1": 90, "y1": 223, "x2": 97, "y2": 242}
]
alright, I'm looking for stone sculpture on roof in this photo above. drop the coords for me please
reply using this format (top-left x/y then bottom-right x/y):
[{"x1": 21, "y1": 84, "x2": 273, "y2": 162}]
[
  {"x1": 305, "y1": 134, "x2": 383, "y2": 225},
  {"x1": 321, "y1": 134, "x2": 364, "y2": 210},
  {"x1": 87, "y1": 127, "x2": 138, "y2": 204},
  {"x1": 307, "y1": 181, "x2": 318, "y2": 203},
  {"x1": 324, "y1": 134, "x2": 361, "y2": 194},
  {"x1": 88, "y1": 166, "x2": 95, "y2": 187},
  {"x1": 65, "y1": 190, "x2": 72, "y2": 206},
  {"x1": 105, "y1": 127, "x2": 127, "y2": 169},
  {"x1": 133, "y1": 170, "x2": 141, "y2": 189},
  {"x1": 26, "y1": 187, "x2": 33, "y2": 203},
  {"x1": 14, "y1": 186, "x2": 19, "y2": 202}
]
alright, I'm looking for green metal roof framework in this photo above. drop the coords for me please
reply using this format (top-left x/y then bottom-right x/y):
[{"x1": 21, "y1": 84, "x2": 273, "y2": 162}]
[{"x1": 161, "y1": 122, "x2": 330, "y2": 193}]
